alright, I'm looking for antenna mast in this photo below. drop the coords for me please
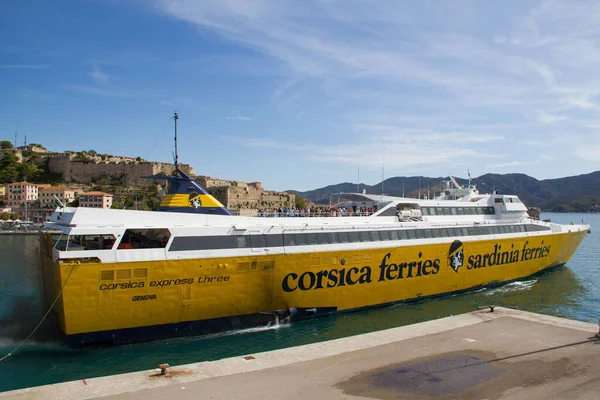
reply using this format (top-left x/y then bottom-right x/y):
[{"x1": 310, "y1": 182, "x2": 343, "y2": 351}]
[{"x1": 173, "y1": 112, "x2": 179, "y2": 171}]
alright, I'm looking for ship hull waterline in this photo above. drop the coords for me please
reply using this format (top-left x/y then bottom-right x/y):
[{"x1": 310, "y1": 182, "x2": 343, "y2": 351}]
[{"x1": 38, "y1": 229, "x2": 588, "y2": 345}]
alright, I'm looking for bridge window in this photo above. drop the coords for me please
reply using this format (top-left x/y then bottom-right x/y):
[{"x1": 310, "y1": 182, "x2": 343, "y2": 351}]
[
  {"x1": 62, "y1": 234, "x2": 117, "y2": 251},
  {"x1": 119, "y1": 229, "x2": 170, "y2": 249}
]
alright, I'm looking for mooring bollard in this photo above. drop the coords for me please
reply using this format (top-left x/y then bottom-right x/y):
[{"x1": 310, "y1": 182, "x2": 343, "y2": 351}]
[{"x1": 158, "y1": 363, "x2": 170, "y2": 376}]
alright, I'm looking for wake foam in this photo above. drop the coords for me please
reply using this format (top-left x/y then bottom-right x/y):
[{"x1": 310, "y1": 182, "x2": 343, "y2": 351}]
[{"x1": 484, "y1": 279, "x2": 537, "y2": 296}]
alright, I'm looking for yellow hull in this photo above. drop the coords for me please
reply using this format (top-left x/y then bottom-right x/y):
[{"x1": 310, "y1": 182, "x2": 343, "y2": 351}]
[{"x1": 40, "y1": 230, "x2": 588, "y2": 343}]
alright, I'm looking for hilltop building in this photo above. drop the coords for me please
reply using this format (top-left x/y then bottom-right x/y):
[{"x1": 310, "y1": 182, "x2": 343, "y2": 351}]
[
  {"x1": 39, "y1": 186, "x2": 76, "y2": 207},
  {"x1": 80, "y1": 191, "x2": 113, "y2": 209},
  {"x1": 7, "y1": 181, "x2": 39, "y2": 207}
]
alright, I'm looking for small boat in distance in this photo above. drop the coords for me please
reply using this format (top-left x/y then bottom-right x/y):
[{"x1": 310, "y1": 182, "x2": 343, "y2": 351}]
[{"x1": 37, "y1": 114, "x2": 591, "y2": 345}]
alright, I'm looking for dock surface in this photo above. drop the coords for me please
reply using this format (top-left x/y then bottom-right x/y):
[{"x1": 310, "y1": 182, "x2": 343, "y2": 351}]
[{"x1": 2, "y1": 307, "x2": 599, "y2": 399}]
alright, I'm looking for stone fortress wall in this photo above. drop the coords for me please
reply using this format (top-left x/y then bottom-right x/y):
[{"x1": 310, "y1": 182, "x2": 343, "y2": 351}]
[
  {"x1": 197, "y1": 176, "x2": 295, "y2": 215},
  {"x1": 47, "y1": 153, "x2": 195, "y2": 185}
]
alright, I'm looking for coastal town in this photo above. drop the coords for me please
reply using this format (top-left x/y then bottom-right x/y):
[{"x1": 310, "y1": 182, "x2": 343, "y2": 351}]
[{"x1": 0, "y1": 139, "x2": 299, "y2": 227}]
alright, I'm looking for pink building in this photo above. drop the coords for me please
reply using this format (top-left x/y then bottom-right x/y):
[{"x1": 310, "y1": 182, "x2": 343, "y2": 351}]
[
  {"x1": 7, "y1": 181, "x2": 39, "y2": 207},
  {"x1": 79, "y1": 191, "x2": 113, "y2": 208}
]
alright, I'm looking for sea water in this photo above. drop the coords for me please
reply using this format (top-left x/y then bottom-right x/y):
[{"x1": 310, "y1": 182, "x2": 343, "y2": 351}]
[{"x1": 0, "y1": 213, "x2": 598, "y2": 392}]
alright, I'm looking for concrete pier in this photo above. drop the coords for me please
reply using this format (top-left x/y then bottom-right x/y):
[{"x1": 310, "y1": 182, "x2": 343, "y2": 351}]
[{"x1": 2, "y1": 307, "x2": 599, "y2": 399}]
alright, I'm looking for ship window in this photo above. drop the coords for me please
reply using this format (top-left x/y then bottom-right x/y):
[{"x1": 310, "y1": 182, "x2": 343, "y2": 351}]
[
  {"x1": 359, "y1": 231, "x2": 370, "y2": 242},
  {"x1": 407, "y1": 230, "x2": 416, "y2": 239},
  {"x1": 509, "y1": 225, "x2": 516, "y2": 233},
  {"x1": 307, "y1": 233, "x2": 319, "y2": 245},
  {"x1": 390, "y1": 230, "x2": 400, "y2": 240},
  {"x1": 422, "y1": 207, "x2": 430, "y2": 216},
  {"x1": 266, "y1": 235, "x2": 283, "y2": 247},
  {"x1": 488, "y1": 207, "x2": 496, "y2": 214},
  {"x1": 295, "y1": 234, "x2": 307, "y2": 245},
  {"x1": 284, "y1": 234, "x2": 296, "y2": 246},
  {"x1": 451, "y1": 208, "x2": 457, "y2": 215},
  {"x1": 456, "y1": 207, "x2": 464, "y2": 215},
  {"x1": 338, "y1": 232, "x2": 349, "y2": 243},
  {"x1": 443, "y1": 208, "x2": 451, "y2": 215},
  {"x1": 454, "y1": 228, "x2": 463, "y2": 236},
  {"x1": 169, "y1": 235, "x2": 235, "y2": 251},
  {"x1": 380, "y1": 231, "x2": 390, "y2": 241},
  {"x1": 475, "y1": 208, "x2": 483, "y2": 215},
  {"x1": 461, "y1": 228, "x2": 469, "y2": 236},
  {"x1": 370, "y1": 231, "x2": 380, "y2": 241},
  {"x1": 495, "y1": 198, "x2": 504, "y2": 203},
  {"x1": 66, "y1": 234, "x2": 117, "y2": 251},
  {"x1": 119, "y1": 229, "x2": 170, "y2": 249},
  {"x1": 424, "y1": 229, "x2": 433, "y2": 238},
  {"x1": 317, "y1": 233, "x2": 329, "y2": 244},
  {"x1": 250, "y1": 235, "x2": 266, "y2": 248},
  {"x1": 349, "y1": 232, "x2": 360, "y2": 242},
  {"x1": 492, "y1": 226, "x2": 500, "y2": 234},
  {"x1": 327, "y1": 233, "x2": 338, "y2": 243},
  {"x1": 468, "y1": 227, "x2": 477, "y2": 236},
  {"x1": 236, "y1": 236, "x2": 247, "y2": 248},
  {"x1": 436, "y1": 207, "x2": 443, "y2": 215}
]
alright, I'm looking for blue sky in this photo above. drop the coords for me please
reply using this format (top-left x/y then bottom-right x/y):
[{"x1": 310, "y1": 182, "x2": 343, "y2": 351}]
[{"x1": 2, "y1": 0, "x2": 600, "y2": 191}]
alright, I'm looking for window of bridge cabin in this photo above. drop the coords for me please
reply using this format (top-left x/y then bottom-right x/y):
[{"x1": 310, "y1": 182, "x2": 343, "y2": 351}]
[
  {"x1": 118, "y1": 229, "x2": 170, "y2": 249},
  {"x1": 66, "y1": 234, "x2": 117, "y2": 251}
]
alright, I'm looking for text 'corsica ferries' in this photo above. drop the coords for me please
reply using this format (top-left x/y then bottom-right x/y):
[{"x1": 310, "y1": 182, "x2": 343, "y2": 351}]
[{"x1": 38, "y1": 173, "x2": 590, "y2": 345}]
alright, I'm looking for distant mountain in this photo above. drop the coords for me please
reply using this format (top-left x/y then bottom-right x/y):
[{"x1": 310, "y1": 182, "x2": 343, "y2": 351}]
[{"x1": 288, "y1": 171, "x2": 600, "y2": 212}]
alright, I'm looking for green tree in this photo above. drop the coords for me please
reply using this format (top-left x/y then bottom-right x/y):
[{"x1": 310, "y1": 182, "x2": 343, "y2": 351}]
[
  {"x1": 1, "y1": 141, "x2": 14, "y2": 149},
  {"x1": 18, "y1": 162, "x2": 42, "y2": 181},
  {"x1": 1, "y1": 212, "x2": 10, "y2": 220},
  {"x1": 294, "y1": 195, "x2": 307, "y2": 210},
  {"x1": 0, "y1": 152, "x2": 19, "y2": 183},
  {"x1": 146, "y1": 196, "x2": 161, "y2": 211}
]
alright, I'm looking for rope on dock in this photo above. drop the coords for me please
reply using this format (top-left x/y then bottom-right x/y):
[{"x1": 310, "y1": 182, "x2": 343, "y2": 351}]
[{"x1": 0, "y1": 264, "x2": 77, "y2": 363}]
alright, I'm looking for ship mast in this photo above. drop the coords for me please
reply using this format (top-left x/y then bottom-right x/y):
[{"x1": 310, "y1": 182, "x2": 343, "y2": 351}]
[{"x1": 173, "y1": 111, "x2": 179, "y2": 173}]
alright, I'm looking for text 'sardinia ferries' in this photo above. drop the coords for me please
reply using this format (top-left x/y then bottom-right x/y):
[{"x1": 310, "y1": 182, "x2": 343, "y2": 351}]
[{"x1": 39, "y1": 180, "x2": 590, "y2": 345}]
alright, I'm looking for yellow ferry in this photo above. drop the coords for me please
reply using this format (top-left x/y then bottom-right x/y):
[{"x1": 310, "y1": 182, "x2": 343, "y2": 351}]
[
  {"x1": 38, "y1": 173, "x2": 590, "y2": 345},
  {"x1": 36, "y1": 113, "x2": 590, "y2": 345}
]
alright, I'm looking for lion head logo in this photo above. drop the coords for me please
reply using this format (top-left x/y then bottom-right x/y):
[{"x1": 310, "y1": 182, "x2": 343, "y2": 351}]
[
  {"x1": 188, "y1": 192, "x2": 202, "y2": 209},
  {"x1": 448, "y1": 240, "x2": 464, "y2": 273}
]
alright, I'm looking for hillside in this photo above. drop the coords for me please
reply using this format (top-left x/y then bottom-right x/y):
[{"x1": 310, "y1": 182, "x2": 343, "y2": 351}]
[{"x1": 289, "y1": 171, "x2": 600, "y2": 212}]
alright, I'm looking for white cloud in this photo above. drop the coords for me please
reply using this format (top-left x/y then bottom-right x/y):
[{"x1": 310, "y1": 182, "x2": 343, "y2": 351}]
[{"x1": 90, "y1": 63, "x2": 111, "y2": 84}]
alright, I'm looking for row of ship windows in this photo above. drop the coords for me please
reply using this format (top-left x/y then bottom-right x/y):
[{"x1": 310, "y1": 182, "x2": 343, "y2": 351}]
[
  {"x1": 56, "y1": 224, "x2": 551, "y2": 252},
  {"x1": 420, "y1": 206, "x2": 495, "y2": 216},
  {"x1": 168, "y1": 224, "x2": 550, "y2": 252}
]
